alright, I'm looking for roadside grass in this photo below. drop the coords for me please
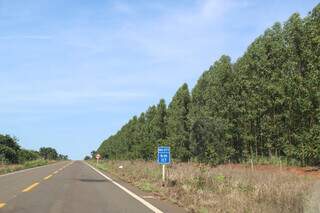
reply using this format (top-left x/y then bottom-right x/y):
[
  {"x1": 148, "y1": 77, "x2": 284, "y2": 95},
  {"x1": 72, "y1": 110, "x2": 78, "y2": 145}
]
[
  {"x1": 0, "y1": 159, "x2": 55, "y2": 175},
  {"x1": 90, "y1": 160, "x2": 317, "y2": 213}
]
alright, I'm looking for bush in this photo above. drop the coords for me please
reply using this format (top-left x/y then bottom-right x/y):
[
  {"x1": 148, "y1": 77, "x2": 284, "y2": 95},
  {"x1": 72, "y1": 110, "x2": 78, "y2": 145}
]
[
  {"x1": 0, "y1": 144, "x2": 18, "y2": 163},
  {"x1": 18, "y1": 149, "x2": 41, "y2": 163},
  {"x1": 0, "y1": 134, "x2": 20, "y2": 151}
]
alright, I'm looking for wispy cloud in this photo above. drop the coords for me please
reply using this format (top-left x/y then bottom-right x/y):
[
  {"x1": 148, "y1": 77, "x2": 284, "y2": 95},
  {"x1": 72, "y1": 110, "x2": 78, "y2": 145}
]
[
  {"x1": 0, "y1": 35, "x2": 53, "y2": 40},
  {"x1": 170, "y1": 0, "x2": 232, "y2": 25},
  {"x1": 112, "y1": 1, "x2": 135, "y2": 14},
  {"x1": 110, "y1": 0, "x2": 241, "y2": 64},
  {"x1": 0, "y1": 90, "x2": 148, "y2": 105}
]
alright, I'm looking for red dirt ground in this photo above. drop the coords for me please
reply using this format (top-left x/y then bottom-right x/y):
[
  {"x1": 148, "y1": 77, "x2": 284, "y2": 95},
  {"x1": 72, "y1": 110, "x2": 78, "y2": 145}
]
[{"x1": 224, "y1": 163, "x2": 320, "y2": 178}]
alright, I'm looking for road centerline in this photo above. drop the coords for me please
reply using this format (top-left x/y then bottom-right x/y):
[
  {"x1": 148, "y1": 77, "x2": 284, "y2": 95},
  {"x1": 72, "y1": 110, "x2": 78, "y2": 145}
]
[
  {"x1": 42, "y1": 161, "x2": 73, "y2": 181},
  {"x1": 22, "y1": 182, "x2": 40, "y2": 192},
  {"x1": 43, "y1": 174, "x2": 53, "y2": 180}
]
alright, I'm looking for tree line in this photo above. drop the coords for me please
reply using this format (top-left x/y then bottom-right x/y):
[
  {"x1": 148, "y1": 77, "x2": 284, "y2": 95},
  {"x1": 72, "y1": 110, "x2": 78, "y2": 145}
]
[
  {"x1": 97, "y1": 4, "x2": 320, "y2": 166},
  {"x1": 0, "y1": 134, "x2": 68, "y2": 164}
]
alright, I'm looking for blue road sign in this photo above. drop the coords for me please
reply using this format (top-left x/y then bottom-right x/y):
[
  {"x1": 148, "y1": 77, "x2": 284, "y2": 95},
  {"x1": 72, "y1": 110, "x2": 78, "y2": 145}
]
[{"x1": 157, "y1": 146, "x2": 170, "y2": 165}]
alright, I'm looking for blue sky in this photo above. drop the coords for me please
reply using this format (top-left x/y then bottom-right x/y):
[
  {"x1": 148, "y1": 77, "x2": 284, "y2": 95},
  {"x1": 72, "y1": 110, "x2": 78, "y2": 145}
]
[{"x1": 0, "y1": 0, "x2": 318, "y2": 159}]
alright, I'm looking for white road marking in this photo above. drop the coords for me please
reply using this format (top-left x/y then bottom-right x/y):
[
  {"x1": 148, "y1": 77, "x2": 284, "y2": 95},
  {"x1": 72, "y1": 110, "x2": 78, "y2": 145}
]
[
  {"x1": 142, "y1": 196, "x2": 156, "y2": 199},
  {"x1": 84, "y1": 161, "x2": 163, "y2": 213}
]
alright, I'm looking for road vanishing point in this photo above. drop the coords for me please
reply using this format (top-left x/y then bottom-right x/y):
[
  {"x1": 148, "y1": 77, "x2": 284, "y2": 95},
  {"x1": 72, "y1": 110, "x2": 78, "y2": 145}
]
[{"x1": 0, "y1": 161, "x2": 185, "y2": 213}]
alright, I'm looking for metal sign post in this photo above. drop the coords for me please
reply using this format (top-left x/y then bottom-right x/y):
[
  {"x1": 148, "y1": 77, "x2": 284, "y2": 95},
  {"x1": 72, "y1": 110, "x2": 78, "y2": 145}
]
[
  {"x1": 162, "y1": 165, "x2": 165, "y2": 182},
  {"x1": 96, "y1": 154, "x2": 101, "y2": 166},
  {"x1": 157, "y1": 146, "x2": 170, "y2": 185}
]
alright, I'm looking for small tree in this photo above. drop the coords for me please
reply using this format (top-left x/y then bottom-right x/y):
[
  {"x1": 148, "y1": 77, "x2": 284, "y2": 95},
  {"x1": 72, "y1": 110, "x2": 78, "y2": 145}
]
[{"x1": 84, "y1": 156, "x2": 91, "y2": 160}]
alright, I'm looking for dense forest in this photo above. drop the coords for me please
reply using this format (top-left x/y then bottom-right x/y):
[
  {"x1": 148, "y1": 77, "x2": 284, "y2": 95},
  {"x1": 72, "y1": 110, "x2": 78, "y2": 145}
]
[
  {"x1": 97, "y1": 4, "x2": 320, "y2": 166},
  {"x1": 0, "y1": 134, "x2": 68, "y2": 164}
]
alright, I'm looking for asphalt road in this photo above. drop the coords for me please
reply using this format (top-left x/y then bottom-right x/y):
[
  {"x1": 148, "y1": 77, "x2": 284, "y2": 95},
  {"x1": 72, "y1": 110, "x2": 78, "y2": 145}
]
[{"x1": 0, "y1": 161, "x2": 183, "y2": 213}]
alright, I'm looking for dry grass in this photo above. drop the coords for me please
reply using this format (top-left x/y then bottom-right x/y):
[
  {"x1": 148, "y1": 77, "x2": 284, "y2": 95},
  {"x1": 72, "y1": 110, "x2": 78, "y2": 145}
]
[
  {"x1": 0, "y1": 164, "x2": 25, "y2": 175},
  {"x1": 0, "y1": 159, "x2": 55, "y2": 175},
  {"x1": 93, "y1": 160, "x2": 317, "y2": 213}
]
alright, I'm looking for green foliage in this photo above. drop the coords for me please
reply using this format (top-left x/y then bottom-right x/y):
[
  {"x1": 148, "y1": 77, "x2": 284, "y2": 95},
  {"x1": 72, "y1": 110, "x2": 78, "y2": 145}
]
[
  {"x1": 91, "y1": 150, "x2": 97, "y2": 159},
  {"x1": 190, "y1": 56, "x2": 236, "y2": 165},
  {"x1": 138, "y1": 181, "x2": 154, "y2": 192},
  {"x1": 84, "y1": 156, "x2": 91, "y2": 160},
  {"x1": 166, "y1": 83, "x2": 191, "y2": 161},
  {"x1": 0, "y1": 134, "x2": 67, "y2": 164},
  {"x1": 0, "y1": 144, "x2": 18, "y2": 163},
  {"x1": 98, "y1": 99, "x2": 168, "y2": 161},
  {"x1": 0, "y1": 134, "x2": 20, "y2": 151},
  {"x1": 97, "y1": 4, "x2": 320, "y2": 166},
  {"x1": 23, "y1": 159, "x2": 49, "y2": 168},
  {"x1": 18, "y1": 149, "x2": 40, "y2": 162},
  {"x1": 58, "y1": 154, "x2": 69, "y2": 160},
  {"x1": 39, "y1": 147, "x2": 58, "y2": 160}
]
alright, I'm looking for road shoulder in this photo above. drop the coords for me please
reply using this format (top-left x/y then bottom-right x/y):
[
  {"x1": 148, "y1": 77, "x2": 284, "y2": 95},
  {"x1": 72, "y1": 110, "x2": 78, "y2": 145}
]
[{"x1": 85, "y1": 161, "x2": 186, "y2": 213}]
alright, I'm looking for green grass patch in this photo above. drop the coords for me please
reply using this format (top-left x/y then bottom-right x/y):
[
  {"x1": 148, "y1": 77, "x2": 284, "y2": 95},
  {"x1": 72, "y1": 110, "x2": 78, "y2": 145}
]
[
  {"x1": 23, "y1": 159, "x2": 49, "y2": 168},
  {"x1": 138, "y1": 180, "x2": 155, "y2": 192}
]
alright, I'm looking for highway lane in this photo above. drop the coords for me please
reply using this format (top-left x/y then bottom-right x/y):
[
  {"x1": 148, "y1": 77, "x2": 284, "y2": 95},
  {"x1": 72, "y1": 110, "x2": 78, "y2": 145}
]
[
  {"x1": 0, "y1": 161, "x2": 70, "y2": 205},
  {"x1": 0, "y1": 161, "x2": 176, "y2": 213}
]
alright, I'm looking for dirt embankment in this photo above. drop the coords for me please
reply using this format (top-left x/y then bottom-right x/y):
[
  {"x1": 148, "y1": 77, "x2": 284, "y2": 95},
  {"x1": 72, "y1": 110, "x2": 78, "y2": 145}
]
[{"x1": 227, "y1": 163, "x2": 320, "y2": 178}]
